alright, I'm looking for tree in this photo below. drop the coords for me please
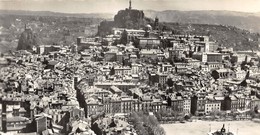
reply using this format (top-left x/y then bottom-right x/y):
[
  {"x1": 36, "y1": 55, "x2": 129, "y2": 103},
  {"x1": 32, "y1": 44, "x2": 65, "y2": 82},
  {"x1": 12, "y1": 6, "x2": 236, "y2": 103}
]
[
  {"x1": 144, "y1": 30, "x2": 149, "y2": 37},
  {"x1": 166, "y1": 78, "x2": 174, "y2": 87},
  {"x1": 254, "y1": 105, "x2": 259, "y2": 113},
  {"x1": 154, "y1": 112, "x2": 162, "y2": 121},
  {"x1": 120, "y1": 30, "x2": 128, "y2": 45},
  {"x1": 91, "y1": 122, "x2": 102, "y2": 135},
  {"x1": 152, "y1": 58, "x2": 159, "y2": 66},
  {"x1": 147, "y1": 116, "x2": 159, "y2": 126},
  {"x1": 133, "y1": 37, "x2": 140, "y2": 49},
  {"x1": 136, "y1": 123, "x2": 149, "y2": 135},
  {"x1": 211, "y1": 70, "x2": 220, "y2": 80},
  {"x1": 155, "y1": 126, "x2": 166, "y2": 135},
  {"x1": 130, "y1": 112, "x2": 148, "y2": 135},
  {"x1": 109, "y1": 67, "x2": 115, "y2": 75},
  {"x1": 130, "y1": 112, "x2": 140, "y2": 126},
  {"x1": 184, "y1": 115, "x2": 191, "y2": 120},
  {"x1": 108, "y1": 119, "x2": 117, "y2": 128},
  {"x1": 162, "y1": 26, "x2": 167, "y2": 32},
  {"x1": 241, "y1": 61, "x2": 249, "y2": 71},
  {"x1": 129, "y1": 111, "x2": 165, "y2": 135},
  {"x1": 112, "y1": 39, "x2": 119, "y2": 45},
  {"x1": 161, "y1": 39, "x2": 168, "y2": 49}
]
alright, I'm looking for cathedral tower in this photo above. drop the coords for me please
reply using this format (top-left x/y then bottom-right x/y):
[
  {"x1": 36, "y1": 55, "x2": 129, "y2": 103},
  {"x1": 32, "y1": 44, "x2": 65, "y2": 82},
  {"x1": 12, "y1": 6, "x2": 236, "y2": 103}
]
[{"x1": 154, "y1": 16, "x2": 159, "y2": 30}]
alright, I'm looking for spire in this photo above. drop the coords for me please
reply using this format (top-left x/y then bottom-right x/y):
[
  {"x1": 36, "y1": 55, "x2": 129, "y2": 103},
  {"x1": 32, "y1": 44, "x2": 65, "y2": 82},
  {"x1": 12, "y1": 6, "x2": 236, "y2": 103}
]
[{"x1": 129, "y1": 0, "x2": 132, "y2": 10}]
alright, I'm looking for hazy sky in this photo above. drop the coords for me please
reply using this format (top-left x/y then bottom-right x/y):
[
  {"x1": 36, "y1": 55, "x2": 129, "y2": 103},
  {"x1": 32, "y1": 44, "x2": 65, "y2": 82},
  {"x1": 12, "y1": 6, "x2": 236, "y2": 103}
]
[{"x1": 0, "y1": 0, "x2": 260, "y2": 13}]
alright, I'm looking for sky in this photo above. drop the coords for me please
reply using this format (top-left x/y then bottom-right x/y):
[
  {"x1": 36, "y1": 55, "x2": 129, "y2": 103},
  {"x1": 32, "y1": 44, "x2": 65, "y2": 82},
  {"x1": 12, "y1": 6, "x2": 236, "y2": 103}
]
[{"x1": 0, "y1": 0, "x2": 260, "y2": 14}]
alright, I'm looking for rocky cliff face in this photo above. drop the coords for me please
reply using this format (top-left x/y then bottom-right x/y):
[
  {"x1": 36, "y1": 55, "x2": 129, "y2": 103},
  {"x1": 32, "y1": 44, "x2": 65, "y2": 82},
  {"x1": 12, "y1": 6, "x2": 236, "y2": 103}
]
[
  {"x1": 17, "y1": 29, "x2": 41, "y2": 50},
  {"x1": 114, "y1": 9, "x2": 145, "y2": 29}
]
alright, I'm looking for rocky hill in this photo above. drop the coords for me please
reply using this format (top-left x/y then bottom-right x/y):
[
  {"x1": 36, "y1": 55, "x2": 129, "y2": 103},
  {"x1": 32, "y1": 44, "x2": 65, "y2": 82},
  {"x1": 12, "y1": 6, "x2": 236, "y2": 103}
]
[
  {"x1": 114, "y1": 9, "x2": 145, "y2": 29},
  {"x1": 144, "y1": 10, "x2": 260, "y2": 33},
  {"x1": 17, "y1": 28, "x2": 41, "y2": 50},
  {"x1": 98, "y1": 9, "x2": 153, "y2": 36}
]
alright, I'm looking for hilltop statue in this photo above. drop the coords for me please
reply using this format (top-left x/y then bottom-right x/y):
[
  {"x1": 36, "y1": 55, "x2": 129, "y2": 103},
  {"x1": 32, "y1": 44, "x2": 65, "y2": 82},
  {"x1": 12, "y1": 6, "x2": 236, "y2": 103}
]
[
  {"x1": 129, "y1": 0, "x2": 132, "y2": 10},
  {"x1": 98, "y1": 0, "x2": 149, "y2": 35}
]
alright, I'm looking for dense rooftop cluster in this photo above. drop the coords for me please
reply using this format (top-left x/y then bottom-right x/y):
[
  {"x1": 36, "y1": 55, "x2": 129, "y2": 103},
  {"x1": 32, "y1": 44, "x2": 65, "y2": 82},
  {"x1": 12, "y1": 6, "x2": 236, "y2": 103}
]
[{"x1": 1, "y1": 3, "x2": 260, "y2": 135}]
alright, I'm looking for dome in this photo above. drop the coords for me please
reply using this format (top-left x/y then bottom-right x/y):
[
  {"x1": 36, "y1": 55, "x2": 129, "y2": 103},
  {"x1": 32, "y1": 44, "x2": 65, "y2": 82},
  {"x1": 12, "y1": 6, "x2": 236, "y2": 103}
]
[
  {"x1": 145, "y1": 24, "x2": 152, "y2": 31},
  {"x1": 146, "y1": 24, "x2": 152, "y2": 28}
]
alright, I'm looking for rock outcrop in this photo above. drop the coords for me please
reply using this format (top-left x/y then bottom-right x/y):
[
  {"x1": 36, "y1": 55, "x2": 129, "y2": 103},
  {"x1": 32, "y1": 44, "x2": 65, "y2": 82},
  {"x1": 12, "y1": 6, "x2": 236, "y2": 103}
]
[
  {"x1": 97, "y1": 8, "x2": 153, "y2": 36},
  {"x1": 17, "y1": 28, "x2": 41, "y2": 50},
  {"x1": 114, "y1": 9, "x2": 145, "y2": 29}
]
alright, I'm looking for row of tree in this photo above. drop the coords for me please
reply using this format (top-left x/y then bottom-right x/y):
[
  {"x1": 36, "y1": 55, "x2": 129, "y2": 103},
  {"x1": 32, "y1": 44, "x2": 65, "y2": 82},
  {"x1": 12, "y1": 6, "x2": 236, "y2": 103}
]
[{"x1": 129, "y1": 112, "x2": 166, "y2": 135}]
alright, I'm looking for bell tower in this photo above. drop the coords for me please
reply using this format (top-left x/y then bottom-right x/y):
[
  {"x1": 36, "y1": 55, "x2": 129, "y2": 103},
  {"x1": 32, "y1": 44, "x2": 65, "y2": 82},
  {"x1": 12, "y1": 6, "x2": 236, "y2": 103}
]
[{"x1": 154, "y1": 16, "x2": 159, "y2": 30}]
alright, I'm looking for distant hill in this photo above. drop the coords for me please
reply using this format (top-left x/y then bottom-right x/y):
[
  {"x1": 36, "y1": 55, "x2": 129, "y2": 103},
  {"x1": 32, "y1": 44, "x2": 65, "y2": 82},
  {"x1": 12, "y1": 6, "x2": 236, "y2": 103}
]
[
  {"x1": 2, "y1": 10, "x2": 260, "y2": 34},
  {"x1": 256, "y1": 12, "x2": 260, "y2": 17},
  {"x1": 165, "y1": 23, "x2": 260, "y2": 51},
  {"x1": 144, "y1": 10, "x2": 260, "y2": 33},
  {"x1": 0, "y1": 12, "x2": 104, "y2": 52},
  {"x1": 0, "y1": 10, "x2": 114, "y2": 19},
  {"x1": 1, "y1": 9, "x2": 260, "y2": 52},
  {"x1": 3, "y1": 9, "x2": 260, "y2": 33}
]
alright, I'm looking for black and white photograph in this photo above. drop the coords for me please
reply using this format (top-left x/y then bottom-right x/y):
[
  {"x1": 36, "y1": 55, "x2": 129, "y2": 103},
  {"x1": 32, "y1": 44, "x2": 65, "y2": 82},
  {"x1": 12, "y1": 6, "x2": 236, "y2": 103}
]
[{"x1": 0, "y1": 0, "x2": 260, "y2": 135}]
